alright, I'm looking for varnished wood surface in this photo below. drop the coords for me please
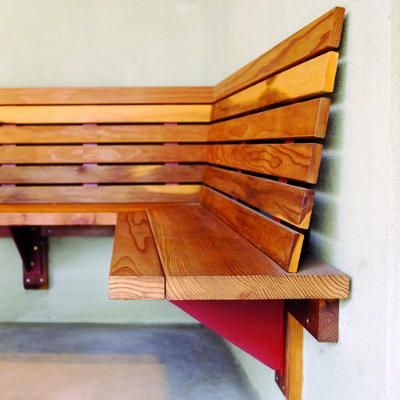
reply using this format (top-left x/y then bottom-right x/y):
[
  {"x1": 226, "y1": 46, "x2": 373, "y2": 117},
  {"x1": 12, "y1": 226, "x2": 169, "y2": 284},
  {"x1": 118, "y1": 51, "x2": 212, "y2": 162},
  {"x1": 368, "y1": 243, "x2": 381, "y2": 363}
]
[
  {"x1": 0, "y1": 185, "x2": 200, "y2": 204},
  {"x1": 287, "y1": 299, "x2": 339, "y2": 342},
  {"x1": 109, "y1": 212, "x2": 164, "y2": 300},
  {"x1": 207, "y1": 98, "x2": 330, "y2": 141},
  {"x1": 0, "y1": 165, "x2": 204, "y2": 184},
  {"x1": 0, "y1": 87, "x2": 214, "y2": 105},
  {"x1": 200, "y1": 187, "x2": 304, "y2": 272},
  {"x1": 214, "y1": 7, "x2": 344, "y2": 100},
  {"x1": 0, "y1": 124, "x2": 209, "y2": 144},
  {"x1": 145, "y1": 205, "x2": 349, "y2": 300},
  {"x1": 0, "y1": 144, "x2": 207, "y2": 164},
  {"x1": 203, "y1": 166, "x2": 314, "y2": 228},
  {"x1": 207, "y1": 143, "x2": 323, "y2": 183},
  {"x1": 275, "y1": 312, "x2": 304, "y2": 399},
  {"x1": 0, "y1": 105, "x2": 212, "y2": 123},
  {"x1": 212, "y1": 52, "x2": 339, "y2": 121}
]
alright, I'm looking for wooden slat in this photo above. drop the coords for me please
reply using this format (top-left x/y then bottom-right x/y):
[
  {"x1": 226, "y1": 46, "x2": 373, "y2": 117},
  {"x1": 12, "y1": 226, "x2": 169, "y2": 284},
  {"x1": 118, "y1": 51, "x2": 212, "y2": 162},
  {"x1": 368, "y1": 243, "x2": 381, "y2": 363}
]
[
  {"x1": 0, "y1": 87, "x2": 214, "y2": 105},
  {"x1": 0, "y1": 185, "x2": 201, "y2": 204},
  {"x1": 200, "y1": 187, "x2": 303, "y2": 272},
  {"x1": 0, "y1": 213, "x2": 117, "y2": 226},
  {"x1": 203, "y1": 167, "x2": 314, "y2": 228},
  {"x1": 207, "y1": 98, "x2": 330, "y2": 141},
  {"x1": 212, "y1": 52, "x2": 339, "y2": 121},
  {"x1": 0, "y1": 124, "x2": 208, "y2": 144},
  {"x1": 147, "y1": 205, "x2": 349, "y2": 300},
  {"x1": 0, "y1": 105, "x2": 211, "y2": 123},
  {"x1": 287, "y1": 299, "x2": 339, "y2": 342},
  {"x1": 0, "y1": 165, "x2": 204, "y2": 184},
  {"x1": 109, "y1": 212, "x2": 165, "y2": 300},
  {"x1": 214, "y1": 7, "x2": 345, "y2": 100},
  {"x1": 0, "y1": 144, "x2": 207, "y2": 164},
  {"x1": 207, "y1": 143, "x2": 322, "y2": 183}
]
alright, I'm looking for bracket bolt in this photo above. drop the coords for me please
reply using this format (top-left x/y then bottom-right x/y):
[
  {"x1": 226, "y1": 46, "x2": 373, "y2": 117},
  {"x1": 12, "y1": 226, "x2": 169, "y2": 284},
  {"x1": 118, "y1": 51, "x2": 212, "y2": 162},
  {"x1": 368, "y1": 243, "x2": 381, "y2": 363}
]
[
  {"x1": 306, "y1": 318, "x2": 310, "y2": 325},
  {"x1": 26, "y1": 278, "x2": 31, "y2": 283},
  {"x1": 39, "y1": 278, "x2": 44, "y2": 283},
  {"x1": 30, "y1": 261, "x2": 35, "y2": 267},
  {"x1": 33, "y1": 246, "x2": 38, "y2": 251}
]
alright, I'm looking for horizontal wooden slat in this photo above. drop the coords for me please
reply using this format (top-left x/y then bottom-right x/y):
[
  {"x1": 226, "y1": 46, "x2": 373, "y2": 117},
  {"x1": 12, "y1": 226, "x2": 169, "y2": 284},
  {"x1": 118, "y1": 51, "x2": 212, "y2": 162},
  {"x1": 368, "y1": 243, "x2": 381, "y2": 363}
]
[
  {"x1": 0, "y1": 124, "x2": 208, "y2": 144},
  {"x1": 200, "y1": 187, "x2": 303, "y2": 272},
  {"x1": 207, "y1": 143, "x2": 322, "y2": 183},
  {"x1": 214, "y1": 7, "x2": 345, "y2": 100},
  {"x1": 0, "y1": 165, "x2": 204, "y2": 184},
  {"x1": 0, "y1": 185, "x2": 200, "y2": 204},
  {"x1": 207, "y1": 98, "x2": 330, "y2": 141},
  {"x1": 212, "y1": 52, "x2": 339, "y2": 121},
  {"x1": 0, "y1": 144, "x2": 207, "y2": 164},
  {"x1": 0, "y1": 105, "x2": 211, "y2": 123},
  {"x1": 147, "y1": 205, "x2": 349, "y2": 300},
  {"x1": 0, "y1": 87, "x2": 214, "y2": 105},
  {"x1": 203, "y1": 166, "x2": 314, "y2": 228},
  {"x1": 109, "y1": 212, "x2": 164, "y2": 300}
]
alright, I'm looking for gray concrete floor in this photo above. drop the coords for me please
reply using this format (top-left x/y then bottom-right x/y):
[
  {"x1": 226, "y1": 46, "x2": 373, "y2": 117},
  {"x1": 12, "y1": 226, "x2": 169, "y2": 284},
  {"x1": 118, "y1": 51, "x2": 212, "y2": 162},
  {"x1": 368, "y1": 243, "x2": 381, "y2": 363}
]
[{"x1": 0, "y1": 324, "x2": 258, "y2": 400}]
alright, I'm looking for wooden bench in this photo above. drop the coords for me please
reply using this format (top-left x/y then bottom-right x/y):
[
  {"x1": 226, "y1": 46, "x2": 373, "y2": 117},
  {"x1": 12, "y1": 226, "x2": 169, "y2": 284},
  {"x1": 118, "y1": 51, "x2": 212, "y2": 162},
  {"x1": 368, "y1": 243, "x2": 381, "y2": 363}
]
[{"x1": 0, "y1": 7, "x2": 348, "y2": 396}]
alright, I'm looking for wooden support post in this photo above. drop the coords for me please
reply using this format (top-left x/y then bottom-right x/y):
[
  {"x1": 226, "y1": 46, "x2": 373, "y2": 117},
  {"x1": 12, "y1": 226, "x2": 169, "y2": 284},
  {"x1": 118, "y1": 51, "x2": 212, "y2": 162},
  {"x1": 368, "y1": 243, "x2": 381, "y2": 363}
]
[
  {"x1": 10, "y1": 226, "x2": 48, "y2": 289},
  {"x1": 275, "y1": 312, "x2": 303, "y2": 399},
  {"x1": 287, "y1": 299, "x2": 339, "y2": 342}
]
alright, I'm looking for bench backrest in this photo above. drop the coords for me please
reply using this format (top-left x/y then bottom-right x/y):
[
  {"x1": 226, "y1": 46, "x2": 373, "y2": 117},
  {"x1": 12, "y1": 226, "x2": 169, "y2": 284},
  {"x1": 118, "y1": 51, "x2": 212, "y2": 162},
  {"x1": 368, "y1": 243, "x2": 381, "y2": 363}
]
[{"x1": 0, "y1": 7, "x2": 345, "y2": 273}]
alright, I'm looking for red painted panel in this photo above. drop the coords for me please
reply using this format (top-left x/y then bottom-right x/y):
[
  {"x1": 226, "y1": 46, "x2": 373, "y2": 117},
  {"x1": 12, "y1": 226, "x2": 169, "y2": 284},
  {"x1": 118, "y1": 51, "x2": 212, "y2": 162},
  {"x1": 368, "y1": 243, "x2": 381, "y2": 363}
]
[{"x1": 171, "y1": 300, "x2": 284, "y2": 370}]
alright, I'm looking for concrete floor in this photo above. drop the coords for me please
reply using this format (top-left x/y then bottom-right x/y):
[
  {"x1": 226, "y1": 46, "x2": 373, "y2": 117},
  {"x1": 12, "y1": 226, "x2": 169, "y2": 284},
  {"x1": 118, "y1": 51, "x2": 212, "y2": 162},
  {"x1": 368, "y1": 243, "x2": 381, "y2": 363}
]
[{"x1": 0, "y1": 324, "x2": 258, "y2": 400}]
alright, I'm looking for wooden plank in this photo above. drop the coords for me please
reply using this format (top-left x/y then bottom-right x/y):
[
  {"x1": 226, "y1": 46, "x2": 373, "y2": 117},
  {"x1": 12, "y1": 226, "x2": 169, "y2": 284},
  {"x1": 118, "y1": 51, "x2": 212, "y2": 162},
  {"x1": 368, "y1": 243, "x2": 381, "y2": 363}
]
[
  {"x1": 0, "y1": 165, "x2": 204, "y2": 184},
  {"x1": 275, "y1": 312, "x2": 303, "y2": 399},
  {"x1": 212, "y1": 52, "x2": 339, "y2": 121},
  {"x1": 0, "y1": 105, "x2": 212, "y2": 123},
  {"x1": 0, "y1": 87, "x2": 214, "y2": 105},
  {"x1": 200, "y1": 187, "x2": 304, "y2": 272},
  {"x1": 207, "y1": 98, "x2": 330, "y2": 141},
  {"x1": 0, "y1": 124, "x2": 209, "y2": 144},
  {"x1": 207, "y1": 143, "x2": 322, "y2": 183},
  {"x1": 203, "y1": 166, "x2": 314, "y2": 228},
  {"x1": 0, "y1": 144, "x2": 207, "y2": 164},
  {"x1": 0, "y1": 185, "x2": 201, "y2": 204},
  {"x1": 147, "y1": 205, "x2": 349, "y2": 300},
  {"x1": 0, "y1": 213, "x2": 117, "y2": 226},
  {"x1": 109, "y1": 212, "x2": 165, "y2": 300},
  {"x1": 214, "y1": 7, "x2": 345, "y2": 100},
  {"x1": 287, "y1": 299, "x2": 339, "y2": 342}
]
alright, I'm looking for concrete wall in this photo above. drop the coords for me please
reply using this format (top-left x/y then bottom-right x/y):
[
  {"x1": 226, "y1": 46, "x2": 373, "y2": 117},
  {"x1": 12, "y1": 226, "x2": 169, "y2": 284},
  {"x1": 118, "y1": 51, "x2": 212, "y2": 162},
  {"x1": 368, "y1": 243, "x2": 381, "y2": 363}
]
[{"x1": 220, "y1": 1, "x2": 400, "y2": 399}]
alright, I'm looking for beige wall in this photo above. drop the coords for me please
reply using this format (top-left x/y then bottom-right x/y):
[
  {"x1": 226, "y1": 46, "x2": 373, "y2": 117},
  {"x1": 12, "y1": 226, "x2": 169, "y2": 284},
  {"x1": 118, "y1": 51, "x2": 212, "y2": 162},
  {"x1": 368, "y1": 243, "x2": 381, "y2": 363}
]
[{"x1": 221, "y1": 1, "x2": 400, "y2": 399}]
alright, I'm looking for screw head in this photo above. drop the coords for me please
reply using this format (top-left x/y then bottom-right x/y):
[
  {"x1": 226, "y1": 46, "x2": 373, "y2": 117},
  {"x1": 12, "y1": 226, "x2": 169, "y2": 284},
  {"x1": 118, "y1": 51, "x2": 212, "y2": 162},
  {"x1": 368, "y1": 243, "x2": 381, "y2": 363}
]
[
  {"x1": 30, "y1": 261, "x2": 35, "y2": 267},
  {"x1": 26, "y1": 278, "x2": 31, "y2": 283},
  {"x1": 39, "y1": 278, "x2": 44, "y2": 283},
  {"x1": 33, "y1": 246, "x2": 38, "y2": 251}
]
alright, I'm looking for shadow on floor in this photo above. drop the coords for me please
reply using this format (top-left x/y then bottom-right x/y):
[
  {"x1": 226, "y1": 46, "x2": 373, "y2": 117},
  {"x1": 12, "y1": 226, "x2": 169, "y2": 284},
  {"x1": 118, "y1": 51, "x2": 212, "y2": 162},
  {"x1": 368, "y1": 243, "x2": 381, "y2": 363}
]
[{"x1": 0, "y1": 324, "x2": 258, "y2": 400}]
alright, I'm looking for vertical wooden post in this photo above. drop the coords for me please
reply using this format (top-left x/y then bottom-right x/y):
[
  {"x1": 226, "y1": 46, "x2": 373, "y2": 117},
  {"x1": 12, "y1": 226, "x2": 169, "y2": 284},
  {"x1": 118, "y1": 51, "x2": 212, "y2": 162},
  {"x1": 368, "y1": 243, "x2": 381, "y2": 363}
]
[{"x1": 275, "y1": 311, "x2": 303, "y2": 399}]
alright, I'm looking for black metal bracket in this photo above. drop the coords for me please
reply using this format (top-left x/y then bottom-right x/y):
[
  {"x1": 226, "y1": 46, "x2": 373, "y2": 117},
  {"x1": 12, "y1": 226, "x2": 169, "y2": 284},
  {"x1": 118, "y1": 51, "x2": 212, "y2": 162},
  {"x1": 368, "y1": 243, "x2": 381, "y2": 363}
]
[{"x1": 10, "y1": 226, "x2": 48, "y2": 290}]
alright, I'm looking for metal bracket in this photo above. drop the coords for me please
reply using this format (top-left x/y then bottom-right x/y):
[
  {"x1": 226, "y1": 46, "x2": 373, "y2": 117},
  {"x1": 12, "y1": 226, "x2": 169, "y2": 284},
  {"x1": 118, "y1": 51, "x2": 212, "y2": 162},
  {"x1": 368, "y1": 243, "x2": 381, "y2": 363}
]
[{"x1": 10, "y1": 226, "x2": 48, "y2": 289}]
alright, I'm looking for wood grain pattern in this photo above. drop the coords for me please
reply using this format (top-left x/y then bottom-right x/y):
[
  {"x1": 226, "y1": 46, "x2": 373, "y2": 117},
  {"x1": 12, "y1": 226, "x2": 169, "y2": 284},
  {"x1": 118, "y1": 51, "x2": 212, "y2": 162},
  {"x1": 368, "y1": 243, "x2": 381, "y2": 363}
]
[
  {"x1": 0, "y1": 124, "x2": 208, "y2": 144},
  {"x1": 287, "y1": 299, "x2": 339, "y2": 342},
  {"x1": 212, "y1": 52, "x2": 339, "y2": 121},
  {"x1": 0, "y1": 87, "x2": 213, "y2": 105},
  {"x1": 275, "y1": 312, "x2": 303, "y2": 399},
  {"x1": 0, "y1": 165, "x2": 204, "y2": 184},
  {"x1": 109, "y1": 212, "x2": 164, "y2": 300},
  {"x1": 147, "y1": 205, "x2": 349, "y2": 300},
  {"x1": 207, "y1": 143, "x2": 323, "y2": 183},
  {"x1": 214, "y1": 7, "x2": 345, "y2": 100},
  {"x1": 0, "y1": 144, "x2": 207, "y2": 164},
  {"x1": 200, "y1": 187, "x2": 304, "y2": 272},
  {"x1": 203, "y1": 166, "x2": 314, "y2": 228},
  {"x1": 0, "y1": 105, "x2": 211, "y2": 123},
  {"x1": 207, "y1": 98, "x2": 330, "y2": 141},
  {"x1": 0, "y1": 185, "x2": 201, "y2": 204}
]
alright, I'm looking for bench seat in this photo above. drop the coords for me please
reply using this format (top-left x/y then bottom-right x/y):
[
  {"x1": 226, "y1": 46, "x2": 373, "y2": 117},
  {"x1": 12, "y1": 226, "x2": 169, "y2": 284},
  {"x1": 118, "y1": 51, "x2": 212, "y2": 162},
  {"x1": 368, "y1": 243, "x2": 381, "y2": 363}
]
[{"x1": 0, "y1": 203, "x2": 349, "y2": 301}]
